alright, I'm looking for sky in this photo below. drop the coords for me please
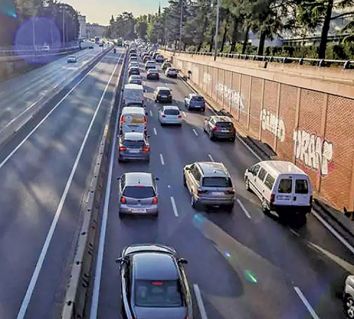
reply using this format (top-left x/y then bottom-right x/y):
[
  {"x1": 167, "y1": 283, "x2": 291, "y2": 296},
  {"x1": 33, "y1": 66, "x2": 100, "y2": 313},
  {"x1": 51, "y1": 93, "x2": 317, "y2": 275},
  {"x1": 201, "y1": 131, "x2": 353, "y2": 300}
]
[{"x1": 64, "y1": 0, "x2": 170, "y2": 25}]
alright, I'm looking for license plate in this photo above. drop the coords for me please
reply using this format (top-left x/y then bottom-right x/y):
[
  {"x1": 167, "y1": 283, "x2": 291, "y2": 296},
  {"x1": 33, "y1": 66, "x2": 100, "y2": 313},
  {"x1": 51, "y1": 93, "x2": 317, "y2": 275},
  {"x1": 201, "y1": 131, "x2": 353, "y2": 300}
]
[
  {"x1": 129, "y1": 149, "x2": 140, "y2": 153},
  {"x1": 161, "y1": 95, "x2": 167, "y2": 98},
  {"x1": 221, "y1": 129, "x2": 229, "y2": 133},
  {"x1": 132, "y1": 208, "x2": 146, "y2": 213},
  {"x1": 212, "y1": 192, "x2": 224, "y2": 196}
]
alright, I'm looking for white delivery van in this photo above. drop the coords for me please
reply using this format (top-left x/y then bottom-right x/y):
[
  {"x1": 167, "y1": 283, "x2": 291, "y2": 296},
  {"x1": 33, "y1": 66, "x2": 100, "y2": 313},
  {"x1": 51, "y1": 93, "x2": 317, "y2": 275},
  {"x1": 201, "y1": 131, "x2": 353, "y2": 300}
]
[
  {"x1": 119, "y1": 106, "x2": 147, "y2": 135},
  {"x1": 123, "y1": 83, "x2": 145, "y2": 107},
  {"x1": 244, "y1": 160, "x2": 313, "y2": 218}
]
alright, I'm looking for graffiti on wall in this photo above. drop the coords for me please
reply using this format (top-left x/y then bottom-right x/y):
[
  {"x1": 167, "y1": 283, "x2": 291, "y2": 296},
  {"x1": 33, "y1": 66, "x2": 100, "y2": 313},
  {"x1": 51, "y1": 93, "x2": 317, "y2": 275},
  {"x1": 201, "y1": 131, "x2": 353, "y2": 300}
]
[
  {"x1": 215, "y1": 83, "x2": 246, "y2": 112},
  {"x1": 293, "y1": 130, "x2": 333, "y2": 175},
  {"x1": 260, "y1": 109, "x2": 285, "y2": 142}
]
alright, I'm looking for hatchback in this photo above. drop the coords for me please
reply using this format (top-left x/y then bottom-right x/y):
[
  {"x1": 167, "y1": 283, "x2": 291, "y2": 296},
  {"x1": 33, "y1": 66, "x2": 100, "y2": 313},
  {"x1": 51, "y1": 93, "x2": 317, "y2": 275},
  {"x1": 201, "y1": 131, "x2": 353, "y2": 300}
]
[
  {"x1": 128, "y1": 75, "x2": 142, "y2": 85},
  {"x1": 204, "y1": 116, "x2": 236, "y2": 142},
  {"x1": 128, "y1": 67, "x2": 140, "y2": 76},
  {"x1": 155, "y1": 55, "x2": 164, "y2": 63},
  {"x1": 118, "y1": 132, "x2": 150, "y2": 162},
  {"x1": 145, "y1": 60, "x2": 156, "y2": 70},
  {"x1": 116, "y1": 244, "x2": 193, "y2": 318},
  {"x1": 184, "y1": 94, "x2": 205, "y2": 111},
  {"x1": 165, "y1": 67, "x2": 178, "y2": 78},
  {"x1": 147, "y1": 68, "x2": 159, "y2": 80},
  {"x1": 159, "y1": 105, "x2": 182, "y2": 126},
  {"x1": 118, "y1": 172, "x2": 158, "y2": 217},
  {"x1": 154, "y1": 86, "x2": 172, "y2": 103},
  {"x1": 183, "y1": 161, "x2": 235, "y2": 211}
]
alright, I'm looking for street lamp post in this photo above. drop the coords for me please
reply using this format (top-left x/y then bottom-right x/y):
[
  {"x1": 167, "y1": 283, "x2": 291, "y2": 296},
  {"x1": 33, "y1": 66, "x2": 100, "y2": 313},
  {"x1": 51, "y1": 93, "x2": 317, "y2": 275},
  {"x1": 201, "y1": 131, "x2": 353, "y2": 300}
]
[
  {"x1": 179, "y1": 0, "x2": 183, "y2": 51},
  {"x1": 213, "y1": 0, "x2": 220, "y2": 61}
]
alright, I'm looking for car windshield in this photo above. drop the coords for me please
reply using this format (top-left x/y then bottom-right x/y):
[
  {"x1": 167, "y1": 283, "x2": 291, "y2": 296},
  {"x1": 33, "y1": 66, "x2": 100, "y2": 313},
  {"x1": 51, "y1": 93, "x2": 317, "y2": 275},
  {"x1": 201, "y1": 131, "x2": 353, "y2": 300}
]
[
  {"x1": 135, "y1": 280, "x2": 183, "y2": 307},
  {"x1": 123, "y1": 186, "x2": 155, "y2": 198},
  {"x1": 192, "y1": 95, "x2": 204, "y2": 101},
  {"x1": 164, "y1": 109, "x2": 180, "y2": 115},
  {"x1": 202, "y1": 177, "x2": 232, "y2": 187}
]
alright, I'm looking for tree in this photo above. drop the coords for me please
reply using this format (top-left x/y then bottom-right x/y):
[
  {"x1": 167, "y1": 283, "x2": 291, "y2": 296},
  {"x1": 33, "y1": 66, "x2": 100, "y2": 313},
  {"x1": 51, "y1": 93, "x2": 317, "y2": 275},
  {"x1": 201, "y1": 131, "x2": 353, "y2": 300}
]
[{"x1": 135, "y1": 17, "x2": 148, "y2": 39}]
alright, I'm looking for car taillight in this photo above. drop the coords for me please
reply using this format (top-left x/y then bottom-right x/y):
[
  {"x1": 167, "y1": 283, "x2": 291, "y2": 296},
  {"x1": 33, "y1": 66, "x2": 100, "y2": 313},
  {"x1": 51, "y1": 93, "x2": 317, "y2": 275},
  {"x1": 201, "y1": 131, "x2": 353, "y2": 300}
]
[
  {"x1": 270, "y1": 193, "x2": 275, "y2": 204},
  {"x1": 120, "y1": 196, "x2": 126, "y2": 204},
  {"x1": 152, "y1": 196, "x2": 158, "y2": 204},
  {"x1": 310, "y1": 195, "x2": 313, "y2": 204},
  {"x1": 212, "y1": 126, "x2": 218, "y2": 132},
  {"x1": 226, "y1": 190, "x2": 235, "y2": 195},
  {"x1": 119, "y1": 145, "x2": 127, "y2": 152},
  {"x1": 143, "y1": 145, "x2": 150, "y2": 152},
  {"x1": 197, "y1": 189, "x2": 207, "y2": 195}
]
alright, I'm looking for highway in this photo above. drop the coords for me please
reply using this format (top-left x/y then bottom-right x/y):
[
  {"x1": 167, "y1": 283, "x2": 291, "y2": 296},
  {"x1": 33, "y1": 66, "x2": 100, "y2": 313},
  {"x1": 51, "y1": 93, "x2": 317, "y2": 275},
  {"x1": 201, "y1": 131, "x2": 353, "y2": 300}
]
[
  {"x1": 90, "y1": 56, "x2": 354, "y2": 318},
  {"x1": 0, "y1": 47, "x2": 124, "y2": 318}
]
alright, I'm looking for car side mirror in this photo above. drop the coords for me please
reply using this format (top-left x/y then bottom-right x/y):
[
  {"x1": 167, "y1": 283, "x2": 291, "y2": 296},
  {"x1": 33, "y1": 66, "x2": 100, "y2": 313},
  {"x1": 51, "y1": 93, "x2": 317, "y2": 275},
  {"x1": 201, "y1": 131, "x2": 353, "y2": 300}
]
[
  {"x1": 155, "y1": 177, "x2": 160, "y2": 181},
  {"x1": 145, "y1": 112, "x2": 148, "y2": 116},
  {"x1": 115, "y1": 257, "x2": 124, "y2": 264},
  {"x1": 178, "y1": 258, "x2": 188, "y2": 264},
  {"x1": 185, "y1": 167, "x2": 191, "y2": 171}
]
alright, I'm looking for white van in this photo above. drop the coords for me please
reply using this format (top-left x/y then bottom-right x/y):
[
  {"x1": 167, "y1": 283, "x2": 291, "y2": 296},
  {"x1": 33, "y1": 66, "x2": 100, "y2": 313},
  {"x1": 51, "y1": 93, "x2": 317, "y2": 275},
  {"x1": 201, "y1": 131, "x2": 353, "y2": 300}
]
[
  {"x1": 244, "y1": 161, "x2": 312, "y2": 217},
  {"x1": 123, "y1": 83, "x2": 145, "y2": 107},
  {"x1": 119, "y1": 106, "x2": 147, "y2": 135}
]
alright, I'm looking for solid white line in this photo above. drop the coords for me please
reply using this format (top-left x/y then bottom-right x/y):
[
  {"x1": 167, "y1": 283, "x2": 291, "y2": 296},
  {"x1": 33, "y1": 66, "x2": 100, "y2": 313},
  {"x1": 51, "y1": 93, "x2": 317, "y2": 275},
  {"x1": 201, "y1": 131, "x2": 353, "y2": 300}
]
[
  {"x1": 160, "y1": 153, "x2": 165, "y2": 165},
  {"x1": 236, "y1": 135, "x2": 262, "y2": 161},
  {"x1": 193, "y1": 128, "x2": 198, "y2": 136},
  {"x1": 170, "y1": 196, "x2": 179, "y2": 217},
  {"x1": 208, "y1": 154, "x2": 214, "y2": 162},
  {"x1": 312, "y1": 210, "x2": 354, "y2": 254},
  {"x1": 294, "y1": 287, "x2": 320, "y2": 319},
  {"x1": 182, "y1": 111, "x2": 187, "y2": 117},
  {"x1": 236, "y1": 199, "x2": 251, "y2": 219},
  {"x1": 149, "y1": 110, "x2": 153, "y2": 117},
  {"x1": 16, "y1": 56, "x2": 122, "y2": 319},
  {"x1": 153, "y1": 127, "x2": 157, "y2": 135},
  {"x1": 193, "y1": 284, "x2": 208, "y2": 319}
]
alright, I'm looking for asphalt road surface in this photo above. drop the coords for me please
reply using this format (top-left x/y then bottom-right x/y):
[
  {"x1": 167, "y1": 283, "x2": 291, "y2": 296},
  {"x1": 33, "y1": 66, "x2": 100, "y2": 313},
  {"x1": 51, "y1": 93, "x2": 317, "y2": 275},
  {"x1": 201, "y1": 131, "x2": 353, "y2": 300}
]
[
  {"x1": 0, "y1": 47, "x2": 124, "y2": 318},
  {"x1": 90, "y1": 57, "x2": 354, "y2": 319}
]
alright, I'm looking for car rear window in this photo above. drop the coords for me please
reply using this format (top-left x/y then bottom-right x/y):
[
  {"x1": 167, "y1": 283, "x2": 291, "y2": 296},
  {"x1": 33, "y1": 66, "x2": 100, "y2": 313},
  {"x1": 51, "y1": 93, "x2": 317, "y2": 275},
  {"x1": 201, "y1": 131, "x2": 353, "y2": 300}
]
[
  {"x1": 295, "y1": 179, "x2": 309, "y2": 194},
  {"x1": 159, "y1": 90, "x2": 171, "y2": 95},
  {"x1": 192, "y1": 96, "x2": 204, "y2": 101},
  {"x1": 123, "y1": 186, "x2": 155, "y2": 198},
  {"x1": 202, "y1": 177, "x2": 232, "y2": 187},
  {"x1": 123, "y1": 140, "x2": 144, "y2": 147},
  {"x1": 135, "y1": 280, "x2": 183, "y2": 308},
  {"x1": 164, "y1": 109, "x2": 180, "y2": 115},
  {"x1": 216, "y1": 122, "x2": 233, "y2": 128},
  {"x1": 278, "y1": 179, "x2": 292, "y2": 193}
]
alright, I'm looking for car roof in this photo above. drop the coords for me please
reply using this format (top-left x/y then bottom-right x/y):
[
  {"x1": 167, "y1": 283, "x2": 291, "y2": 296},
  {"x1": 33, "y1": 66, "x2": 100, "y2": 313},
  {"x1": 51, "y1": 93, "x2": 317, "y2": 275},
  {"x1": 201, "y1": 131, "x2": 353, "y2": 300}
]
[
  {"x1": 163, "y1": 105, "x2": 179, "y2": 110},
  {"x1": 210, "y1": 115, "x2": 232, "y2": 122},
  {"x1": 124, "y1": 83, "x2": 143, "y2": 90},
  {"x1": 196, "y1": 161, "x2": 230, "y2": 177},
  {"x1": 124, "y1": 172, "x2": 154, "y2": 186},
  {"x1": 146, "y1": 60, "x2": 156, "y2": 63},
  {"x1": 121, "y1": 106, "x2": 145, "y2": 115},
  {"x1": 123, "y1": 132, "x2": 145, "y2": 141},
  {"x1": 133, "y1": 252, "x2": 179, "y2": 280},
  {"x1": 156, "y1": 86, "x2": 171, "y2": 91},
  {"x1": 257, "y1": 160, "x2": 307, "y2": 176},
  {"x1": 190, "y1": 93, "x2": 203, "y2": 98}
]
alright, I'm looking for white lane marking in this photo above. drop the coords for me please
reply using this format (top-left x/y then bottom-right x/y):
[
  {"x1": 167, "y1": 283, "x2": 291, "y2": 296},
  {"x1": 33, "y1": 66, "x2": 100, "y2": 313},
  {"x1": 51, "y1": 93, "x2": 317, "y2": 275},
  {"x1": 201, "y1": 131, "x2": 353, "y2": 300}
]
[
  {"x1": 208, "y1": 154, "x2": 214, "y2": 162},
  {"x1": 0, "y1": 53, "x2": 120, "y2": 170},
  {"x1": 312, "y1": 210, "x2": 354, "y2": 254},
  {"x1": 160, "y1": 153, "x2": 165, "y2": 165},
  {"x1": 170, "y1": 196, "x2": 179, "y2": 217},
  {"x1": 182, "y1": 111, "x2": 187, "y2": 117},
  {"x1": 168, "y1": 185, "x2": 171, "y2": 189},
  {"x1": 16, "y1": 55, "x2": 122, "y2": 319},
  {"x1": 149, "y1": 110, "x2": 153, "y2": 117},
  {"x1": 236, "y1": 199, "x2": 251, "y2": 219},
  {"x1": 289, "y1": 228, "x2": 300, "y2": 237},
  {"x1": 90, "y1": 54, "x2": 124, "y2": 319},
  {"x1": 193, "y1": 128, "x2": 198, "y2": 136},
  {"x1": 193, "y1": 284, "x2": 208, "y2": 319},
  {"x1": 153, "y1": 127, "x2": 157, "y2": 135},
  {"x1": 294, "y1": 287, "x2": 320, "y2": 319}
]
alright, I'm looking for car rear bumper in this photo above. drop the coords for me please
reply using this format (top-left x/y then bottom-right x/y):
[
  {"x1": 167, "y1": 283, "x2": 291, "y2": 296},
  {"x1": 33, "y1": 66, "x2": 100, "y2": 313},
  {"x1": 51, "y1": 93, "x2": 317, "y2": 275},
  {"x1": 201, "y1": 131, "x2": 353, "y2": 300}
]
[
  {"x1": 160, "y1": 118, "x2": 182, "y2": 125},
  {"x1": 270, "y1": 204, "x2": 312, "y2": 214},
  {"x1": 167, "y1": 73, "x2": 178, "y2": 78},
  {"x1": 147, "y1": 75, "x2": 159, "y2": 79},
  {"x1": 197, "y1": 196, "x2": 235, "y2": 206},
  {"x1": 119, "y1": 153, "x2": 150, "y2": 161},
  {"x1": 119, "y1": 205, "x2": 158, "y2": 214},
  {"x1": 157, "y1": 97, "x2": 172, "y2": 102},
  {"x1": 213, "y1": 132, "x2": 235, "y2": 139}
]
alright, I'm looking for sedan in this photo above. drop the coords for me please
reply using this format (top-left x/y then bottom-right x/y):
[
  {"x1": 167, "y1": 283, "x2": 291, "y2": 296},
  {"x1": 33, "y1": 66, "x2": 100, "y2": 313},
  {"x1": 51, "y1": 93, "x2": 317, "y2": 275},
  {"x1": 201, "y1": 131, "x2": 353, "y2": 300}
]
[
  {"x1": 128, "y1": 75, "x2": 142, "y2": 85},
  {"x1": 116, "y1": 244, "x2": 193, "y2": 319},
  {"x1": 159, "y1": 105, "x2": 182, "y2": 126},
  {"x1": 67, "y1": 55, "x2": 77, "y2": 63},
  {"x1": 128, "y1": 67, "x2": 140, "y2": 76},
  {"x1": 165, "y1": 67, "x2": 178, "y2": 78},
  {"x1": 118, "y1": 132, "x2": 150, "y2": 162},
  {"x1": 147, "y1": 68, "x2": 159, "y2": 80},
  {"x1": 184, "y1": 93, "x2": 205, "y2": 112},
  {"x1": 129, "y1": 62, "x2": 139, "y2": 69}
]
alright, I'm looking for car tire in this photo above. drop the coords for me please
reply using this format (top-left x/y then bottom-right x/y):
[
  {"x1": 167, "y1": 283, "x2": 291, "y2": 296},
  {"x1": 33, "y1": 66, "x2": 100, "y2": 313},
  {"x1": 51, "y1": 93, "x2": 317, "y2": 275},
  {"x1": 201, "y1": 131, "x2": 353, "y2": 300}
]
[
  {"x1": 225, "y1": 204, "x2": 234, "y2": 212},
  {"x1": 118, "y1": 212, "x2": 124, "y2": 219},
  {"x1": 261, "y1": 199, "x2": 270, "y2": 215},
  {"x1": 191, "y1": 195, "x2": 198, "y2": 209},
  {"x1": 209, "y1": 133, "x2": 215, "y2": 141},
  {"x1": 345, "y1": 295, "x2": 354, "y2": 318},
  {"x1": 201, "y1": 108, "x2": 205, "y2": 112},
  {"x1": 183, "y1": 174, "x2": 187, "y2": 187},
  {"x1": 245, "y1": 178, "x2": 251, "y2": 191},
  {"x1": 230, "y1": 136, "x2": 236, "y2": 142}
]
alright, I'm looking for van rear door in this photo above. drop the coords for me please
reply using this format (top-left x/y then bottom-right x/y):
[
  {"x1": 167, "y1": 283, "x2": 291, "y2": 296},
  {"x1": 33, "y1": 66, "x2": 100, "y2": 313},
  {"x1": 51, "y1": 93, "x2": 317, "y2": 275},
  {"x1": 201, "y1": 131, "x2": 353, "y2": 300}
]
[
  {"x1": 275, "y1": 176, "x2": 293, "y2": 206},
  {"x1": 293, "y1": 177, "x2": 311, "y2": 207}
]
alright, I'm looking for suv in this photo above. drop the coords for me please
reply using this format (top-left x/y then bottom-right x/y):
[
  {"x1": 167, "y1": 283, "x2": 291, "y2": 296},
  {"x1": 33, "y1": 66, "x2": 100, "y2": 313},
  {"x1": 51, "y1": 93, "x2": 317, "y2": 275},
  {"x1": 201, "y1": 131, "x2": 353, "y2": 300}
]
[
  {"x1": 154, "y1": 86, "x2": 172, "y2": 103},
  {"x1": 118, "y1": 132, "x2": 150, "y2": 162},
  {"x1": 204, "y1": 116, "x2": 236, "y2": 142},
  {"x1": 184, "y1": 94, "x2": 206, "y2": 111},
  {"x1": 183, "y1": 162, "x2": 235, "y2": 211},
  {"x1": 118, "y1": 172, "x2": 158, "y2": 217}
]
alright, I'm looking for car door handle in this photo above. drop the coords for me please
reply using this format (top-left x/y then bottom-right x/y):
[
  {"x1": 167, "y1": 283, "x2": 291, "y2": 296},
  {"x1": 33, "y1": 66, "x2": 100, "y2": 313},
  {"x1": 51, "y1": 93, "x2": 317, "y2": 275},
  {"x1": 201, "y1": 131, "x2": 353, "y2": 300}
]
[{"x1": 293, "y1": 196, "x2": 297, "y2": 201}]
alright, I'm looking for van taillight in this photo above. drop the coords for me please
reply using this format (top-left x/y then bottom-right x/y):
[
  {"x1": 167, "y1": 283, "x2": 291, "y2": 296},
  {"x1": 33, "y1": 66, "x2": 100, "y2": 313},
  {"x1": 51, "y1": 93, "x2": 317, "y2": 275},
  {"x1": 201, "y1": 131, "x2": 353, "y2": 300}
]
[
  {"x1": 144, "y1": 116, "x2": 147, "y2": 122},
  {"x1": 152, "y1": 196, "x2": 158, "y2": 204},
  {"x1": 120, "y1": 196, "x2": 126, "y2": 204},
  {"x1": 270, "y1": 194, "x2": 275, "y2": 204},
  {"x1": 310, "y1": 195, "x2": 313, "y2": 204},
  {"x1": 143, "y1": 145, "x2": 150, "y2": 152}
]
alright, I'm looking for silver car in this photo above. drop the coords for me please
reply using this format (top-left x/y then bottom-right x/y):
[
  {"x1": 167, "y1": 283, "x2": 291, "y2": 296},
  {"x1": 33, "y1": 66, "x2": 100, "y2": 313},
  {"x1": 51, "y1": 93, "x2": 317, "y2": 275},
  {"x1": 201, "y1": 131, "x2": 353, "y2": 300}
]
[
  {"x1": 183, "y1": 162, "x2": 235, "y2": 211},
  {"x1": 118, "y1": 132, "x2": 150, "y2": 162},
  {"x1": 119, "y1": 172, "x2": 158, "y2": 217},
  {"x1": 159, "y1": 105, "x2": 182, "y2": 126}
]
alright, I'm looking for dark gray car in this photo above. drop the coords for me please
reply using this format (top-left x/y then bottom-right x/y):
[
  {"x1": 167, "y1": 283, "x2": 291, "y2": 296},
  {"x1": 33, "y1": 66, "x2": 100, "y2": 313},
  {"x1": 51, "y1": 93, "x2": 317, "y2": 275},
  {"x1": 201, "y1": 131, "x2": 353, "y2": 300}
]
[
  {"x1": 116, "y1": 244, "x2": 193, "y2": 319},
  {"x1": 204, "y1": 115, "x2": 236, "y2": 142},
  {"x1": 118, "y1": 132, "x2": 150, "y2": 162}
]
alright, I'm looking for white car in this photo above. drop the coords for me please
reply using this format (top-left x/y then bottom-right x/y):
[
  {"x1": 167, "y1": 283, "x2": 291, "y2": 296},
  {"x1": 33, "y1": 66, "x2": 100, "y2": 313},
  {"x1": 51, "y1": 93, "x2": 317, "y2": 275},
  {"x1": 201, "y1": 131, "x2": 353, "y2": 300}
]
[
  {"x1": 165, "y1": 67, "x2": 178, "y2": 78},
  {"x1": 159, "y1": 105, "x2": 182, "y2": 126},
  {"x1": 67, "y1": 55, "x2": 77, "y2": 63}
]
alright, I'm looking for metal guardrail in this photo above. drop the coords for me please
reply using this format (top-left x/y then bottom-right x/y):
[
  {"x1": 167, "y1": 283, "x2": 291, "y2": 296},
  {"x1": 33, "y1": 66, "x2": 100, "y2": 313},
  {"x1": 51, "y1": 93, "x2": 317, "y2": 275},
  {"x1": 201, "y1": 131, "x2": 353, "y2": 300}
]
[
  {"x1": 162, "y1": 48, "x2": 354, "y2": 69},
  {"x1": 0, "y1": 44, "x2": 80, "y2": 57}
]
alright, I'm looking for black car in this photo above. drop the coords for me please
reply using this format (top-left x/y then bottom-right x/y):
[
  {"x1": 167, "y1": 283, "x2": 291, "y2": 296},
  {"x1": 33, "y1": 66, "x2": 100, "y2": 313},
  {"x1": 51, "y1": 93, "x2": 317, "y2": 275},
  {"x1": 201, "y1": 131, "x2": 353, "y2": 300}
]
[
  {"x1": 116, "y1": 244, "x2": 193, "y2": 319},
  {"x1": 128, "y1": 67, "x2": 140, "y2": 76},
  {"x1": 204, "y1": 115, "x2": 236, "y2": 142},
  {"x1": 154, "y1": 86, "x2": 172, "y2": 103}
]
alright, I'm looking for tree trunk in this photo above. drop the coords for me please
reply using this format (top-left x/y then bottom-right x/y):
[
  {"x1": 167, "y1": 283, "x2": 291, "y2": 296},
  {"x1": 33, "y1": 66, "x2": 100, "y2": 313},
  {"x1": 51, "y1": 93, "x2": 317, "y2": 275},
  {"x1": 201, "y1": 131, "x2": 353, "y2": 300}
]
[
  {"x1": 257, "y1": 31, "x2": 266, "y2": 55},
  {"x1": 197, "y1": 16, "x2": 208, "y2": 51},
  {"x1": 220, "y1": 21, "x2": 228, "y2": 52},
  {"x1": 318, "y1": 0, "x2": 333, "y2": 59},
  {"x1": 230, "y1": 16, "x2": 238, "y2": 53},
  {"x1": 241, "y1": 26, "x2": 250, "y2": 54}
]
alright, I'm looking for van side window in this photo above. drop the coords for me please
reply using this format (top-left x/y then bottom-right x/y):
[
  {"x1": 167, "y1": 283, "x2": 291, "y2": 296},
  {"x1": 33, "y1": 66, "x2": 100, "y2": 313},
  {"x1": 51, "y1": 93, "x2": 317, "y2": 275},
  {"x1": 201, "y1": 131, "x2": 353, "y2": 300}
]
[
  {"x1": 258, "y1": 168, "x2": 267, "y2": 181},
  {"x1": 278, "y1": 179, "x2": 292, "y2": 193},
  {"x1": 251, "y1": 164, "x2": 260, "y2": 175},
  {"x1": 264, "y1": 174, "x2": 275, "y2": 190},
  {"x1": 295, "y1": 179, "x2": 308, "y2": 194}
]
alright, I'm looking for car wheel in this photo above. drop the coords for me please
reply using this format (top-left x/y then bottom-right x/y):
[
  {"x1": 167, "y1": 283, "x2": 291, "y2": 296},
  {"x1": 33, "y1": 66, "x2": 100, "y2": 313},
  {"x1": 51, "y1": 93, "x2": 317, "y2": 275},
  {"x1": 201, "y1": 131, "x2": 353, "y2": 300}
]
[
  {"x1": 345, "y1": 295, "x2": 354, "y2": 318},
  {"x1": 183, "y1": 174, "x2": 187, "y2": 187},
  {"x1": 209, "y1": 132, "x2": 215, "y2": 141},
  {"x1": 119, "y1": 212, "x2": 124, "y2": 219},
  {"x1": 191, "y1": 195, "x2": 198, "y2": 209},
  {"x1": 261, "y1": 199, "x2": 270, "y2": 215},
  {"x1": 245, "y1": 178, "x2": 250, "y2": 191},
  {"x1": 230, "y1": 136, "x2": 236, "y2": 142},
  {"x1": 201, "y1": 108, "x2": 205, "y2": 112}
]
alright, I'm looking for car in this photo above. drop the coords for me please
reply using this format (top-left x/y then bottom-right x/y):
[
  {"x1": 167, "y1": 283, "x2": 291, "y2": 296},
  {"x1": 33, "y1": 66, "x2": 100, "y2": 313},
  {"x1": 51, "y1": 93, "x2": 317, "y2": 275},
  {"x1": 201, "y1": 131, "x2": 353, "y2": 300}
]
[
  {"x1": 128, "y1": 75, "x2": 142, "y2": 85},
  {"x1": 146, "y1": 68, "x2": 160, "y2": 80},
  {"x1": 143, "y1": 55, "x2": 151, "y2": 63},
  {"x1": 183, "y1": 161, "x2": 235, "y2": 210},
  {"x1": 128, "y1": 67, "x2": 140, "y2": 76},
  {"x1": 145, "y1": 60, "x2": 156, "y2": 70},
  {"x1": 128, "y1": 62, "x2": 139, "y2": 70},
  {"x1": 67, "y1": 55, "x2": 77, "y2": 63},
  {"x1": 154, "y1": 86, "x2": 172, "y2": 103},
  {"x1": 118, "y1": 172, "x2": 158, "y2": 217},
  {"x1": 184, "y1": 93, "x2": 206, "y2": 111},
  {"x1": 152, "y1": 52, "x2": 159, "y2": 59},
  {"x1": 129, "y1": 56, "x2": 138, "y2": 62},
  {"x1": 203, "y1": 116, "x2": 236, "y2": 142},
  {"x1": 344, "y1": 275, "x2": 354, "y2": 319},
  {"x1": 155, "y1": 54, "x2": 164, "y2": 63},
  {"x1": 159, "y1": 105, "x2": 182, "y2": 126},
  {"x1": 116, "y1": 244, "x2": 193, "y2": 318},
  {"x1": 118, "y1": 132, "x2": 150, "y2": 162},
  {"x1": 165, "y1": 67, "x2": 178, "y2": 78},
  {"x1": 161, "y1": 61, "x2": 172, "y2": 71}
]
